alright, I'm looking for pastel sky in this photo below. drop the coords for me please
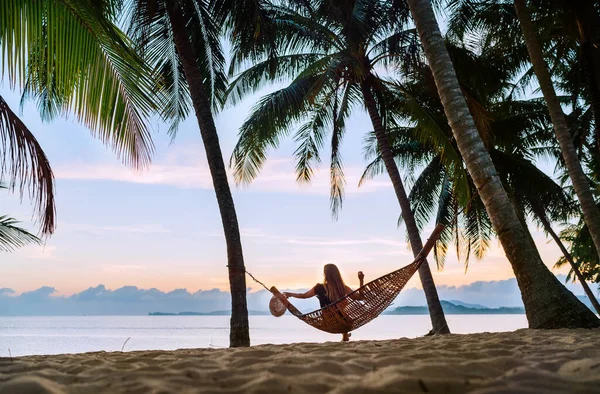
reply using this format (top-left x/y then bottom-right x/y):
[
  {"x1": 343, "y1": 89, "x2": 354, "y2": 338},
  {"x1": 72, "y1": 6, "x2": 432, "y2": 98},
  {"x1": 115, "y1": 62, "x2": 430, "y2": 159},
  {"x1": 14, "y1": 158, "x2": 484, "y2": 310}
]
[{"x1": 0, "y1": 78, "x2": 578, "y2": 297}]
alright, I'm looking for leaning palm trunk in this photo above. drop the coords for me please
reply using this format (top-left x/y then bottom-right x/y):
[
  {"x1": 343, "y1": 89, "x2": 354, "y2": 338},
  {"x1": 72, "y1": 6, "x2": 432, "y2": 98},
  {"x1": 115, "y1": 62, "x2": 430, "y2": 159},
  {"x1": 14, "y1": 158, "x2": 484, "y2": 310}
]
[
  {"x1": 165, "y1": 1, "x2": 250, "y2": 347},
  {"x1": 361, "y1": 81, "x2": 450, "y2": 334},
  {"x1": 406, "y1": 0, "x2": 599, "y2": 328},
  {"x1": 514, "y1": 0, "x2": 600, "y2": 263}
]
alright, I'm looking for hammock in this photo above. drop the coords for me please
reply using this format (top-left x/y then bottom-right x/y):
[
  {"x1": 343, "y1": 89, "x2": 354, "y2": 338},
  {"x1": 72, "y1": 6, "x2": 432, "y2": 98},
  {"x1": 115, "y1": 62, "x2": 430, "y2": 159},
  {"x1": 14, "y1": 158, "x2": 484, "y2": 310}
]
[{"x1": 267, "y1": 224, "x2": 445, "y2": 335}]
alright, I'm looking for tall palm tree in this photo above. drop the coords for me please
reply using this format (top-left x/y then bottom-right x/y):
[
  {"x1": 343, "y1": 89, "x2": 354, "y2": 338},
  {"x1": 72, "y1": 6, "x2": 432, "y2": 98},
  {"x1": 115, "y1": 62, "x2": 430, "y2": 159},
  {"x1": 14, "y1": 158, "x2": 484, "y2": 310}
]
[
  {"x1": 446, "y1": 0, "x2": 600, "y2": 313},
  {"x1": 360, "y1": 40, "x2": 524, "y2": 269},
  {"x1": 228, "y1": 0, "x2": 450, "y2": 334},
  {"x1": 513, "y1": 0, "x2": 600, "y2": 264},
  {"x1": 405, "y1": 0, "x2": 599, "y2": 327},
  {"x1": 125, "y1": 0, "x2": 281, "y2": 347},
  {"x1": 1, "y1": 0, "x2": 158, "y2": 235}
]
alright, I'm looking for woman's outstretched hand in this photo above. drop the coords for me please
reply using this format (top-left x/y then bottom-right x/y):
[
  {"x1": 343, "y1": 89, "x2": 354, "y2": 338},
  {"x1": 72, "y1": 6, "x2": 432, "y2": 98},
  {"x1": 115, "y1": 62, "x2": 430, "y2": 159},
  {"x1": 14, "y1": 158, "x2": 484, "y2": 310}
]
[{"x1": 283, "y1": 292, "x2": 293, "y2": 299}]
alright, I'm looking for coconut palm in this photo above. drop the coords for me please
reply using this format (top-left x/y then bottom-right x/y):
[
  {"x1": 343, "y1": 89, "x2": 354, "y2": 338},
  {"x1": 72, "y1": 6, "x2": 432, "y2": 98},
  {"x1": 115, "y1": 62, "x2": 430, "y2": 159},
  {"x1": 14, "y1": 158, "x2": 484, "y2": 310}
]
[
  {"x1": 359, "y1": 40, "x2": 544, "y2": 267},
  {"x1": 364, "y1": 37, "x2": 600, "y2": 314},
  {"x1": 404, "y1": 0, "x2": 599, "y2": 327},
  {"x1": 1, "y1": 0, "x2": 158, "y2": 235},
  {"x1": 512, "y1": 0, "x2": 600, "y2": 265},
  {"x1": 227, "y1": 0, "x2": 450, "y2": 334},
  {"x1": 124, "y1": 0, "x2": 278, "y2": 347}
]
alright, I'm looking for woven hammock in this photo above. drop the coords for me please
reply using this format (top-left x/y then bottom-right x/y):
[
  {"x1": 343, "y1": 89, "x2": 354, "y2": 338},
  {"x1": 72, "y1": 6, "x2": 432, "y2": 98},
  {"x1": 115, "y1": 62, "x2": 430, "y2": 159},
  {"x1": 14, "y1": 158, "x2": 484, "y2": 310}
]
[{"x1": 269, "y1": 224, "x2": 445, "y2": 335}]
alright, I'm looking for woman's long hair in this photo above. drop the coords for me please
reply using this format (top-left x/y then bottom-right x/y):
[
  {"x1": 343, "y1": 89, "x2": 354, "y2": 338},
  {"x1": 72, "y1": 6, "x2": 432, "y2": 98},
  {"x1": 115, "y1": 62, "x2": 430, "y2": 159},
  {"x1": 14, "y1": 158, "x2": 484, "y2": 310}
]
[{"x1": 323, "y1": 264, "x2": 347, "y2": 302}]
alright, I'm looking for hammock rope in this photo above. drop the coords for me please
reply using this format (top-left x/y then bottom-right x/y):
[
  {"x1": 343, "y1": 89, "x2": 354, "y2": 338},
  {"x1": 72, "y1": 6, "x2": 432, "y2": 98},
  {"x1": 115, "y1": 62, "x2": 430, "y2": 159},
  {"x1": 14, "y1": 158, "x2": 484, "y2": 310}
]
[{"x1": 244, "y1": 269, "x2": 271, "y2": 293}]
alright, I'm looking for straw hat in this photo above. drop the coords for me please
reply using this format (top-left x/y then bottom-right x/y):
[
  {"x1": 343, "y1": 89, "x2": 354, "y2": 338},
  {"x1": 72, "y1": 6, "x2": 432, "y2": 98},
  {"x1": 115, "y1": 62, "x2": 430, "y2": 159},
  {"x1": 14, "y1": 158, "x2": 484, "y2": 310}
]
[{"x1": 269, "y1": 296, "x2": 286, "y2": 317}]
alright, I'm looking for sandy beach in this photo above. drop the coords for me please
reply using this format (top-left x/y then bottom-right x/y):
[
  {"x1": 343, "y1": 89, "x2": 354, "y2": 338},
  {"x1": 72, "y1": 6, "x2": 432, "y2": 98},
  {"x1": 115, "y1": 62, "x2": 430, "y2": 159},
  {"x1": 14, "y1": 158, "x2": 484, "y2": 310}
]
[{"x1": 1, "y1": 329, "x2": 599, "y2": 393}]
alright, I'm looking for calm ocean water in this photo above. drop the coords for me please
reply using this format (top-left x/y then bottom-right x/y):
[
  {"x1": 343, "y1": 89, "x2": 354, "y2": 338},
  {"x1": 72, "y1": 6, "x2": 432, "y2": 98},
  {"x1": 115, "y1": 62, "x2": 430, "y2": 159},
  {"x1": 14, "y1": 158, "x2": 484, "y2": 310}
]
[{"x1": 0, "y1": 315, "x2": 528, "y2": 357}]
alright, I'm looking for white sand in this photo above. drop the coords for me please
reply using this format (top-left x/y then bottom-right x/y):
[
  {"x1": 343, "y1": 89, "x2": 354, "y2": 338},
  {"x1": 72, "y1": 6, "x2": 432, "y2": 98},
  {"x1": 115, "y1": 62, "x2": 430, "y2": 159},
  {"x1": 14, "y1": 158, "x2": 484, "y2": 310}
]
[{"x1": 1, "y1": 329, "x2": 599, "y2": 393}]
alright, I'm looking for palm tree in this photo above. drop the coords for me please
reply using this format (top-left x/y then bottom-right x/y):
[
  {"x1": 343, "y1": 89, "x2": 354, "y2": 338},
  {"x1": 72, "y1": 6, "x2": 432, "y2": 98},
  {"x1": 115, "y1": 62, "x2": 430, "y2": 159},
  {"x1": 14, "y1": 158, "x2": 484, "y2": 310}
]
[
  {"x1": 445, "y1": 0, "x2": 600, "y2": 314},
  {"x1": 405, "y1": 0, "x2": 599, "y2": 328},
  {"x1": 361, "y1": 128, "x2": 490, "y2": 270},
  {"x1": 513, "y1": 0, "x2": 600, "y2": 264},
  {"x1": 125, "y1": 0, "x2": 281, "y2": 346},
  {"x1": 228, "y1": 0, "x2": 450, "y2": 334},
  {"x1": 1, "y1": 0, "x2": 158, "y2": 235}
]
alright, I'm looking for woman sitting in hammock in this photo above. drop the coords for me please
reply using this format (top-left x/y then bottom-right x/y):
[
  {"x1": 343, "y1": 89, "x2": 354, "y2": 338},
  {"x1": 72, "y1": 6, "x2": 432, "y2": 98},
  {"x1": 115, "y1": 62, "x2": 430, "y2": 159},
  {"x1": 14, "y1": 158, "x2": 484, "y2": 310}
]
[
  {"x1": 283, "y1": 264, "x2": 364, "y2": 341},
  {"x1": 283, "y1": 264, "x2": 364, "y2": 306}
]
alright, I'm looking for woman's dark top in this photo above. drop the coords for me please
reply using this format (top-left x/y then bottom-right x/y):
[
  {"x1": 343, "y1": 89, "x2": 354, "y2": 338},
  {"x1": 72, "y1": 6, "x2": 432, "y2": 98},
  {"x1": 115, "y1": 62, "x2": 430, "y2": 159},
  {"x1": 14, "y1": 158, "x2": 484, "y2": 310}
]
[{"x1": 314, "y1": 283, "x2": 331, "y2": 308}]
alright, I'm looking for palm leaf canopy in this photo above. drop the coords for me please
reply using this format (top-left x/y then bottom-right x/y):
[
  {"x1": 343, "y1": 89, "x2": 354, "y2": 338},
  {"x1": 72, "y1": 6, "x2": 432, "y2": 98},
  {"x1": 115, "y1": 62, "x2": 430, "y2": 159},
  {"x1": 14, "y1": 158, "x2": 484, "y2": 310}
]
[
  {"x1": 360, "y1": 38, "x2": 575, "y2": 269},
  {"x1": 1, "y1": 0, "x2": 158, "y2": 234},
  {"x1": 125, "y1": 0, "x2": 229, "y2": 137},
  {"x1": 227, "y1": 0, "x2": 418, "y2": 216}
]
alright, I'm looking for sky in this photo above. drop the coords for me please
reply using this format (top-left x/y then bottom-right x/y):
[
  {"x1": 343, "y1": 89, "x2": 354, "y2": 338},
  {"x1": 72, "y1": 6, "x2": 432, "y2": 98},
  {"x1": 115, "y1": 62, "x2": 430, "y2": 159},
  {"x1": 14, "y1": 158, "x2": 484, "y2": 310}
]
[{"x1": 0, "y1": 73, "x2": 588, "y2": 302}]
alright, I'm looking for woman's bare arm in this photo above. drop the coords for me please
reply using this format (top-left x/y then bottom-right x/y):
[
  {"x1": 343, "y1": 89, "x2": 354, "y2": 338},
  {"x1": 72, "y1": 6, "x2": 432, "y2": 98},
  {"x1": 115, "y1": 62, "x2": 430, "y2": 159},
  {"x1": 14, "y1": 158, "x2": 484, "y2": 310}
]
[
  {"x1": 283, "y1": 288, "x2": 316, "y2": 299},
  {"x1": 348, "y1": 271, "x2": 365, "y2": 300}
]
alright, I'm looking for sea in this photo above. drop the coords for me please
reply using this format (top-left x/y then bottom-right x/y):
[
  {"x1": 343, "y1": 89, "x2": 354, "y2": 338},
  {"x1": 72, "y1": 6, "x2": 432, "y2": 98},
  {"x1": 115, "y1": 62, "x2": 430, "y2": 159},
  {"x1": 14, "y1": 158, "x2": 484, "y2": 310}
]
[{"x1": 0, "y1": 315, "x2": 528, "y2": 357}]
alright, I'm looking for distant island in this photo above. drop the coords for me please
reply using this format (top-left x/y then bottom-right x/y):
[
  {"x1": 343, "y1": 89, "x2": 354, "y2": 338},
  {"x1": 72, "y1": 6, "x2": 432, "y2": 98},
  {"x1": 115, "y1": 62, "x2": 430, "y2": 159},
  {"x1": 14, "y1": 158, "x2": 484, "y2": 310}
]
[
  {"x1": 149, "y1": 297, "x2": 597, "y2": 317},
  {"x1": 385, "y1": 301, "x2": 525, "y2": 315},
  {"x1": 149, "y1": 310, "x2": 270, "y2": 316}
]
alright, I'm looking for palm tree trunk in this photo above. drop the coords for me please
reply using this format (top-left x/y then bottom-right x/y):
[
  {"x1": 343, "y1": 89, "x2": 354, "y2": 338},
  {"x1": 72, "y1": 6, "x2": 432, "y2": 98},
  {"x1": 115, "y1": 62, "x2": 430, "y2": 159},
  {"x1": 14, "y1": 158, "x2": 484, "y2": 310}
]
[
  {"x1": 165, "y1": 1, "x2": 250, "y2": 347},
  {"x1": 361, "y1": 80, "x2": 450, "y2": 335},
  {"x1": 514, "y1": 0, "x2": 600, "y2": 263},
  {"x1": 535, "y1": 211, "x2": 600, "y2": 315},
  {"x1": 406, "y1": 0, "x2": 599, "y2": 328}
]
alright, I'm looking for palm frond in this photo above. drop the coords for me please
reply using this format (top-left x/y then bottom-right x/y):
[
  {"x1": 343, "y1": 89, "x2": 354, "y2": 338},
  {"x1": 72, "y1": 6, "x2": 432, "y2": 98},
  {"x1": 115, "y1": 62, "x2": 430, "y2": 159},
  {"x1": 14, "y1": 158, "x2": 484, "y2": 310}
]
[
  {"x1": 432, "y1": 175, "x2": 455, "y2": 268},
  {"x1": 0, "y1": 215, "x2": 41, "y2": 252},
  {"x1": 226, "y1": 53, "x2": 327, "y2": 106},
  {"x1": 408, "y1": 157, "x2": 444, "y2": 232},
  {"x1": 329, "y1": 82, "x2": 343, "y2": 218},
  {"x1": 0, "y1": 96, "x2": 55, "y2": 235},
  {"x1": 230, "y1": 75, "x2": 318, "y2": 184},
  {"x1": 2, "y1": 0, "x2": 157, "y2": 168},
  {"x1": 293, "y1": 103, "x2": 329, "y2": 183}
]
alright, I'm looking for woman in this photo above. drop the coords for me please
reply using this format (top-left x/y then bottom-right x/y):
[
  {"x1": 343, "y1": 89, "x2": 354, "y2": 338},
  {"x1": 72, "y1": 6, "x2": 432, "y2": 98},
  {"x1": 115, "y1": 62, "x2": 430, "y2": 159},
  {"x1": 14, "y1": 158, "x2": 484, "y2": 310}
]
[{"x1": 283, "y1": 264, "x2": 365, "y2": 341}]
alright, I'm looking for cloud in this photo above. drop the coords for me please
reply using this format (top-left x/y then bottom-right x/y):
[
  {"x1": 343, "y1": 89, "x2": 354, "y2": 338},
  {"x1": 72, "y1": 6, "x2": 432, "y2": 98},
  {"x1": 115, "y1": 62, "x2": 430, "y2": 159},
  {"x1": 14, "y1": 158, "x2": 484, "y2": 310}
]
[
  {"x1": 200, "y1": 227, "x2": 407, "y2": 250},
  {"x1": 101, "y1": 264, "x2": 149, "y2": 273},
  {"x1": 27, "y1": 245, "x2": 58, "y2": 261},
  {"x1": 0, "y1": 288, "x2": 15, "y2": 297},
  {"x1": 285, "y1": 237, "x2": 405, "y2": 247},
  {"x1": 18, "y1": 286, "x2": 57, "y2": 301},
  {"x1": 54, "y1": 152, "x2": 391, "y2": 196},
  {"x1": 0, "y1": 275, "x2": 594, "y2": 316},
  {"x1": 395, "y1": 275, "x2": 593, "y2": 308},
  {"x1": 60, "y1": 222, "x2": 171, "y2": 235}
]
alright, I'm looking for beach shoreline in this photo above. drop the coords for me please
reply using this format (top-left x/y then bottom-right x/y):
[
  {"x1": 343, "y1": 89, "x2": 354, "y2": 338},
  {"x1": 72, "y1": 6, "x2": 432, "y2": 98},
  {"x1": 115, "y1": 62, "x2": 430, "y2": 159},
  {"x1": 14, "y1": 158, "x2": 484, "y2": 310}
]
[{"x1": 1, "y1": 328, "x2": 599, "y2": 393}]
